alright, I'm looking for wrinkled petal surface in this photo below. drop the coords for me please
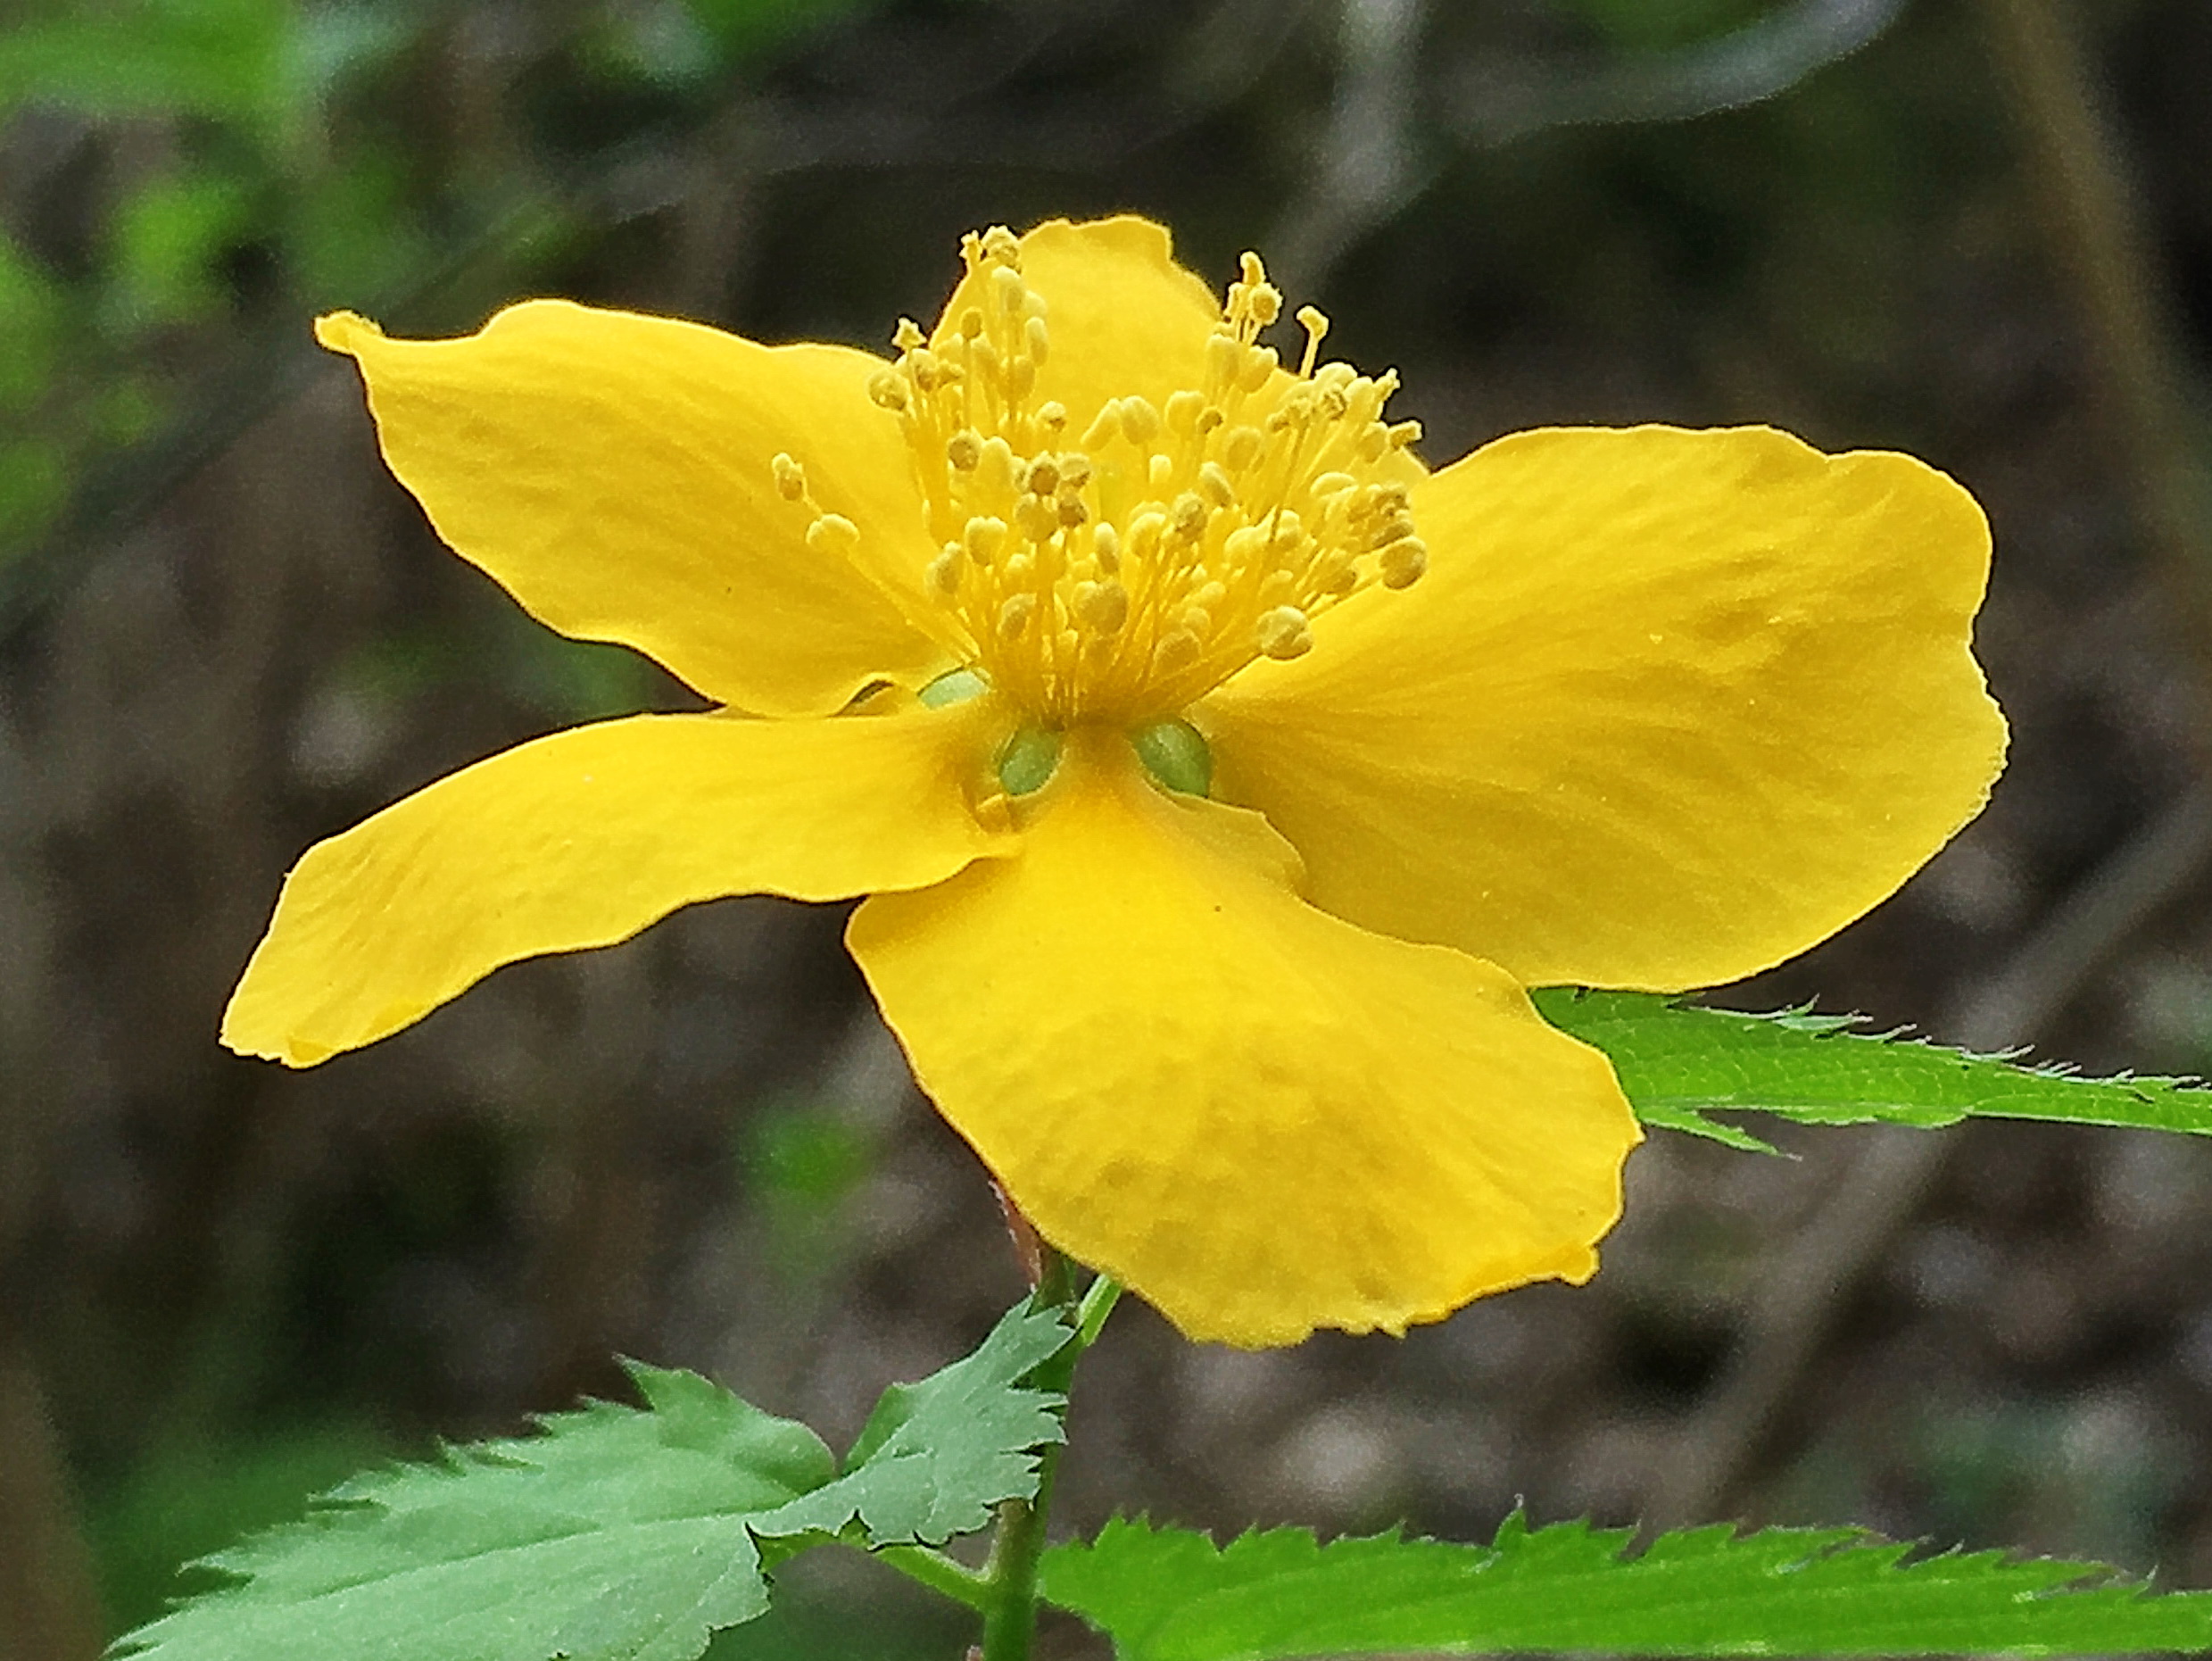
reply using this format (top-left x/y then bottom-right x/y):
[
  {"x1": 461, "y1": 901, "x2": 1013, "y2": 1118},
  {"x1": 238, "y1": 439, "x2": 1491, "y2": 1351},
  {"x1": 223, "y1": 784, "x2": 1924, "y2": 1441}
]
[
  {"x1": 848, "y1": 732, "x2": 1639, "y2": 1348},
  {"x1": 932, "y1": 218, "x2": 1222, "y2": 435},
  {"x1": 320, "y1": 303, "x2": 949, "y2": 715},
  {"x1": 226, "y1": 705, "x2": 1007, "y2": 1066},
  {"x1": 1205, "y1": 426, "x2": 2007, "y2": 992}
]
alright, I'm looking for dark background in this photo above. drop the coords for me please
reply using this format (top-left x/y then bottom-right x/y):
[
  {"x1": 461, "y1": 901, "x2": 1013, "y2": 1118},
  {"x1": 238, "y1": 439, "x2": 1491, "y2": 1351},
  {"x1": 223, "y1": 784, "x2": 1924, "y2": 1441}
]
[{"x1": 5, "y1": 1, "x2": 2212, "y2": 1656}]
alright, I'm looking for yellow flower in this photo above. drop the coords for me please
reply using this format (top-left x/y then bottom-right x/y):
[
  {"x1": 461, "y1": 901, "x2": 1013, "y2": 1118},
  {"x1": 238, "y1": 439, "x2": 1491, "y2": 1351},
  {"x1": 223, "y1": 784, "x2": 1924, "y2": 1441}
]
[{"x1": 222, "y1": 216, "x2": 2005, "y2": 1348}]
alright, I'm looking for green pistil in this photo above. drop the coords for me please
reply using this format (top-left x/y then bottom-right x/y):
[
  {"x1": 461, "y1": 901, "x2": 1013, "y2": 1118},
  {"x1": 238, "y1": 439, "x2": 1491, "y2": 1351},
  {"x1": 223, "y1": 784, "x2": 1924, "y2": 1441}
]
[
  {"x1": 997, "y1": 727, "x2": 1062, "y2": 796},
  {"x1": 1131, "y1": 718, "x2": 1212, "y2": 796},
  {"x1": 920, "y1": 667, "x2": 990, "y2": 708}
]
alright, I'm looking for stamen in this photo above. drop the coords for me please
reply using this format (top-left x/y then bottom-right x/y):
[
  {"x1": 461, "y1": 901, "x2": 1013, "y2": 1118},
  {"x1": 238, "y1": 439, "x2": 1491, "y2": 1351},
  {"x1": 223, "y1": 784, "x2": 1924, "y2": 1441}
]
[{"x1": 782, "y1": 228, "x2": 1432, "y2": 727}]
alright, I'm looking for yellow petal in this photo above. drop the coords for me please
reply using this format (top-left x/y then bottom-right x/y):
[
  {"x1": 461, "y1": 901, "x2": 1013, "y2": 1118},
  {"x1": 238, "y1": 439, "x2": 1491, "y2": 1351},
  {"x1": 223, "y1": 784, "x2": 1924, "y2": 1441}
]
[
  {"x1": 847, "y1": 731, "x2": 1639, "y2": 1348},
  {"x1": 319, "y1": 303, "x2": 950, "y2": 716},
  {"x1": 1205, "y1": 426, "x2": 2006, "y2": 991},
  {"x1": 932, "y1": 217, "x2": 1221, "y2": 434},
  {"x1": 225, "y1": 705, "x2": 1007, "y2": 1067}
]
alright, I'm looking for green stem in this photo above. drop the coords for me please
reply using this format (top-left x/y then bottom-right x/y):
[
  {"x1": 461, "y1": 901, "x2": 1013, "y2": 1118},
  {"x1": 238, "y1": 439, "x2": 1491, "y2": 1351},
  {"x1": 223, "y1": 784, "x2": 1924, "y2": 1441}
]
[
  {"x1": 976, "y1": 1257, "x2": 1106, "y2": 1661},
  {"x1": 870, "y1": 1543, "x2": 993, "y2": 1611}
]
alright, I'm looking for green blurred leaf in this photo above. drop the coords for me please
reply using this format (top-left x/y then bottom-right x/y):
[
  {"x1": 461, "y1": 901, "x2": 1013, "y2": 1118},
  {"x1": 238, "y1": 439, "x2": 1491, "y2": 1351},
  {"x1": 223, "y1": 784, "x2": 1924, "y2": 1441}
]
[
  {"x1": 1040, "y1": 1514, "x2": 2212, "y2": 1659},
  {"x1": 114, "y1": 1300, "x2": 1073, "y2": 1661},
  {"x1": 0, "y1": 0, "x2": 291, "y2": 133},
  {"x1": 0, "y1": 235, "x2": 62, "y2": 412},
  {"x1": 109, "y1": 172, "x2": 257, "y2": 325},
  {"x1": 677, "y1": 0, "x2": 881, "y2": 62},
  {"x1": 1533, "y1": 989, "x2": 2212, "y2": 1153},
  {"x1": 0, "y1": 436, "x2": 67, "y2": 553}
]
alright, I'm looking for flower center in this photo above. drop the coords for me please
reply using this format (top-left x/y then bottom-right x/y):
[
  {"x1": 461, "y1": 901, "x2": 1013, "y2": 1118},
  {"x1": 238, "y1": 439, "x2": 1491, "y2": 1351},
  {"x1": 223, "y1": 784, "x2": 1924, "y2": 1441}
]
[{"x1": 787, "y1": 228, "x2": 1427, "y2": 727}]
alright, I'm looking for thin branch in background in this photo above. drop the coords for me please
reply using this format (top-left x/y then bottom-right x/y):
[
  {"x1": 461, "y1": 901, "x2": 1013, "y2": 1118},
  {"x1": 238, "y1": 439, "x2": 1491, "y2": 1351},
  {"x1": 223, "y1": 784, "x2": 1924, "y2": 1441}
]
[
  {"x1": 1269, "y1": 0, "x2": 1429, "y2": 297},
  {"x1": 1977, "y1": 0, "x2": 2212, "y2": 670},
  {"x1": 1446, "y1": 0, "x2": 1907, "y2": 148}
]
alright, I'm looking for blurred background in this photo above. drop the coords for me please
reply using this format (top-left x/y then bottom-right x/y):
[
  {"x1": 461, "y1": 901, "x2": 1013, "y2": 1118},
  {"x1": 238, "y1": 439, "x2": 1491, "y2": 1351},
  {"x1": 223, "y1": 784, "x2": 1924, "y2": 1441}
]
[{"x1": 5, "y1": 0, "x2": 2212, "y2": 1655}]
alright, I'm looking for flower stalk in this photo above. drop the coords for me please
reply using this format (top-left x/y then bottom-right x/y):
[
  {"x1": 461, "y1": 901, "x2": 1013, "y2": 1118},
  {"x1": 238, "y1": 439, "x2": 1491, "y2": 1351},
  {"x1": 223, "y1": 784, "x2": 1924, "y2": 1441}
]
[{"x1": 976, "y1": 1258, "x2": 1118, "y2": 1661}]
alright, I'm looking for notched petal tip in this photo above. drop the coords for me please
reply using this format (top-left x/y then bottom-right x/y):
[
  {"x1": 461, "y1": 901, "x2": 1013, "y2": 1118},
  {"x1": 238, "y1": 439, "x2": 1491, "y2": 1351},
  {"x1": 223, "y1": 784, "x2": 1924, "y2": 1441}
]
[{"x1": 313, "y1": 309, "x2": 383, "y2": 354}]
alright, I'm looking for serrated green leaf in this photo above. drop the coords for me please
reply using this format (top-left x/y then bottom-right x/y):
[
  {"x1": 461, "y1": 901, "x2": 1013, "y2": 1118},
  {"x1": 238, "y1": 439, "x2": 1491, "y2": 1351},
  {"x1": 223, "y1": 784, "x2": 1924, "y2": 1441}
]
[
  {"x1": 117, "y1": 1300, "x2": 1073, "y2": 1661},
  {"x1": 1040, "y1": 1514, "x2": 2212, "y2": 1658},
  {"x1": 758, "y1": 1298, "x2": 1074, "y2": 1547},
  {"x1": 1533, "y1": 989, "x2": 2212, "y2": 1153}
]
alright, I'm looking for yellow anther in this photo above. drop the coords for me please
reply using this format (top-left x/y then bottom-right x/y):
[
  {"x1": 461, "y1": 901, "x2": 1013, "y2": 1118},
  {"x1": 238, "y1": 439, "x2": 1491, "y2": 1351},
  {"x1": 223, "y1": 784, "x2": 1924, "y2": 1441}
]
[
  {"x1": 1015, "y1": 495, "x2": 1060, "y2": 542},
  {"x1": 998, "y1": 593, "x2": 1037, "y2": 640},
  {"x1": 893, "y1": 318, "x2": 925, "y2": 351},
  {"x1": 1128, "y1": 512, "x2": 1165, "y2": 559},
  {"x1": 1024, "y1": 315, "x2": 1051, "y2": 365},
  {"x1": 1056, "y1": 493, "x2": 1089, "y2": 528},
  {"x1": 1257, "y1": 604, "x2": 1313, "y2": 660},
  {"x1": 982, "y1": 225, "x2": 1020, "y2": 264},
  {"x1": 991, "y1": 263, "x2": 1025, "y2": 313},
  {"x1": 1379, "y1": 537, "x2": 1428, "y2": 590},
  {"x1": 867, "y1": 370, "x2": 909, "y2": 411},
  {"x1": 1205, "y1": 330, "x2": 1240, "y2": 388},
  {"x1": 1239, "y1": 251, "x2": 1265, "y2": 287},
  {"x1": 1310, "y1": 471, "x2": 1355, "y2": 498},
  {"x1": 1119, "y1": 397, "x2": 1161, "y2": 447},
  {"x1": 1222, "y1": 426, "x2": 1264, "y2": 472},
  {"x1": 947, "y1": 429, "x2": 982, "y2": 471},
  {"x1": 1191, "y1": 580, "x2": 1228, "y2": 612},
  {"x1": 1037, "y1": 400, "x2": 1066, "y2": 433},
  {"x1": 805, "y1": 513, "x2": 859, "y2": 558},
  {"x1": 1268, "y1": 508, "x2": 1305, "y2": 547},
  {"x1": 1147, "y1": 454, "x2": 1174, "y2": 493},
  {"x1": 1388, "y1": 419, "x2": 1423, "y2": 448},
  {"x1": 1295, "y1": 304, "x2": 1330, "y2": 377},
  {"x1": 1196, "y1": 407, "x2": 1225, "y2": 437},
  {"x1": 1075, "y1": 578, "x2": 1129, "y2": 633},
  {"x1": 1315, "y1": 553, "x2": 1358, "y2": 595},
  {"x1": 1008, "y1": 356, "x2": 1037, "y2": 400},
  {"x1": 965, "y1": 515, "x2": 1007, "y2": 565},
  {"x1": 1029, "y1": 457, "x2": 1062, "y2": 495},
  {"x1": 1371, "y1": 515, "x2": 1415, "y2": 550},
  {"x1": 1197, "y1": 461, "x2": 1236, "y2": 510},
  {"x1": 1248, "y1": 286, "x2": 1281, "y2": 327},
  {"x1": 1165, "y1": 389, "x2": 1205, "y2": 435},
  {"x1": 1152, "y1": 629, "x2": 1202, "y2": 674},
  {"x1": 771, "y1": 453, "x2": 808, "y2": 502},
  {"x1": 1181, "y1": 604, "x2": 1214, "y2": 638},
  {"x1": 960, "y1": 307, "x2": 985, "y2": 339},
  {"x1": 1356, "y1": 427, "x2": 1389, "y2": 464},
  {"x1": 929, "y1": 544, "x2": 965, "y2": 594},
  {"x1": 1091, "y1": 522, "x2": 1121, "y2": 574},
  {"x1": 1081, "y1": 401, "x2": 1122, "y2": 451},
  {"x1": 1005, "y1": 551, "x2": 1036, "y2": 586},
  {"x1": 1239, "y1": 345, "x2": 1278, "y2": 392},
  {"x1": 978, "y1": 436, "x2": 1016, "y2": 495},
  {"x1": 1170, "y1": 492, "x2": 1209, "y2": 541},
  {"x1": 1058, "y1": 452, "x2": 1093, "y2": 488}
]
